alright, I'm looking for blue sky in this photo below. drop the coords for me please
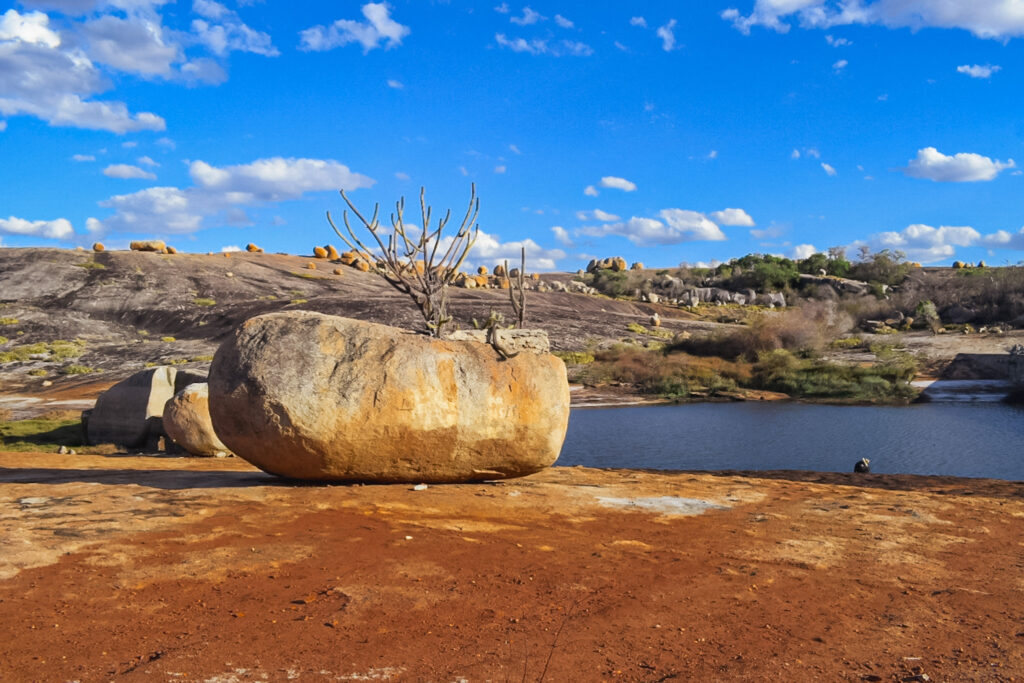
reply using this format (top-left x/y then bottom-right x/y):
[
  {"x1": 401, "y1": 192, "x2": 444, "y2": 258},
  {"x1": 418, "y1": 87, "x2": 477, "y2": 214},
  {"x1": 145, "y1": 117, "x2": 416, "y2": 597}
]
[{"x1": 1, "y1": 1, "x2": 1023, "y2": 270}]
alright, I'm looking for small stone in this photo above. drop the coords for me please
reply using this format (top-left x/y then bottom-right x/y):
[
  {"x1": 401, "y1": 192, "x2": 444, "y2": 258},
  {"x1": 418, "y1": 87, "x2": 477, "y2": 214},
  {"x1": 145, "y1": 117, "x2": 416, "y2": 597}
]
[
  {"x1": 57, "y1": 445, "x2": 69, "y2": 454},
  {"x1": 413, "y1": 484, "x2": 428, "y2": 491},
  {"x1": 41, "y1": 380, "x2": 53, "y2": 387}
]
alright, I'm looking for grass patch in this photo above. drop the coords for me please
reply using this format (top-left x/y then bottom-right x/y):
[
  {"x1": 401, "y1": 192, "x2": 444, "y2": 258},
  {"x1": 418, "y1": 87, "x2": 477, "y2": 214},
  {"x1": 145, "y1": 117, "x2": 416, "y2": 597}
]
[
  {"x1": 0, "y1": 317, "x2": 18, "y2": 325},
  {"x1": 60, "y1": 364, "x2": 97, "y2": 375},
  {"x1": 830, "y1": 336, "x2": 863, "y2": 349},
  {"x1": 626, "y1": 322, "x2": 673, "y2": 339},
  {"x1": 289, "y1": 299, "x2": 308, "y2": 305},
  {"x1": 74, "y1": 261, "x2": 106, "y2": 270},
  {"x1": 193, "y1": 298, "x2": 216, "y2": 307},
  {"x1": 189, "y1": 355, "x2": 214, "y2": 362},
  {"x1": 752, "y1": 349, "x2": 917, "y2": 402},
  {"x1": 160, "y1": 336, "x2": 176, "y2": 343},
  {"x1": 0, "y1": 417, "x2": 85, "y2": 453},
  {"x1": 291, "y1": 272, "x2": 328, "y2": 280},
  {"x1": 0, "y1": 339, "x2": 86, "y2": 364},
  {"x1": 28, "y1": 369, "x2": 48, "y2": 376},
  {"x1": 553, "y1": 351, "x2": 595, "y2": 365},
  {"x1": 0, "y1": 336, "x2": 7, "y2": 345}
]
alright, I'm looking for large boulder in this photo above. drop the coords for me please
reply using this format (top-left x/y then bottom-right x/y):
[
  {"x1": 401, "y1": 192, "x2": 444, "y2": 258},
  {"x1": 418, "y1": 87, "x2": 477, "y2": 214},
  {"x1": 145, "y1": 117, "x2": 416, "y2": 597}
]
[
  {"x1": 163, "y1": 383, "x2": 231, "y2": 457},
  {"x1": 208, "y1": 312, "x2": 570, "y2": 482},
  {"x1": 86, "y1": 367, "x2": 206, "y2": 448}
]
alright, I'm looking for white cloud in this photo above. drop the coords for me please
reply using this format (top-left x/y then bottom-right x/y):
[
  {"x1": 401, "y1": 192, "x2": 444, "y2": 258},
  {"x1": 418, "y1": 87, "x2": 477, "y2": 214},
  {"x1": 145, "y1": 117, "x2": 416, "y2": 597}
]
[
  {"x1": 722, "y1": 0, "x2": 1024, "y2": 40},
  {"x1": 957, "y1": 64, "x2": 1000, "y2": 79},
  {"x1": 467, "y1": 231, "x2": 565, "y2": 271},
  {"x1": 494, "y1": 33, "x2": 592, "y2": 56},
  {"x1": 0, "y1": 10, "x2": 166, "y2": 133},
  {"x1": 579, "y1": 209, "x2": 727, "y2": 246},
  {"x1": 551, "y1": 225, "x2": 573, "y2": 246},
  {"x1": 825, "y1": 34, "x2": 851, "y2": 46},
  {"x1": 72, "y1": 153, "x2": 96, "y2": 161},
  {"x1": 137, "y1": 155, "x2": 158, "y2": 166},
  {"x1": 599, "y1": 176, "x2": 637, "y2": 192},
  {"x1": 554, "y1": 14, "x2": 573, "y2": 29},
  {"x1": 707, "y1": 150, "x2": 718, "y2": 159},
  {"x1": 0, "y1": 120, "x2": 5, "y2": 131},
  {"x1": 904, "y1": 146, "x2": 1015, "y2": 182},
  {"x1": 791, "y1": 148, "x2": 801, "y2": 159},
  {"x1": 0, "y1": 8, "x2": 61, "y2": 48},
  {"x1": 821, "y1": 162, "x2": 837, "y2": 176},
  {"x1": 866, "y1": 223, "x2": 981, "y2": 262},
  {"x1": 82, "y1": 15, "x2": 180, "y2": 77},
  {"x1": 300, "y1": 2, "x2": 409, "y2": 53},
  {"x1": 790, "y1": 243, "x2": 818, "y2": 259},
  {"x1": 90, "y1": 157, "x2": 375, "y2": 237},
  {"x1": 386, "y1": 78, "x2": 403, "y2": 89},
  {"x1": 103, "y1": 163, "x2": 156, "y2": 179},
  {"x1": 494, "y1": 3, "x2": 509, "y2": 14},
  {"x1": 709, "y1": 208, "x2": 755, "y2": 226},
  {"x1": 656, "y1": 19, "x2": 678, "y2": 51},
  {"x1": 630, "y1": 16, "x2": 647, "y2": 28},
  {"x1": 583, "y1": 185, "x2": 598, "y2": 197},
  {"x1": 509, "y1": 144, "x2": 521, "y2": 154},
  {"x1": 984, "y1": 226, "x2": 1024, "y2": 249},
  {"x1": 510, "y1": 7, "x2": 543, "y2": 26},
  {"x1": 833, "y1": 58, "x2": 848, "y2": 70},
  {"x1": 394, "y1": 171, "x2": 410, "y2": 180},
  {"x1": 189, "y1": 157, "x2": 374, "y2": 200},
  {"x1": 121, "y1": 140, "x2": 137, "y2": 148},
  {"x1": 193, "y1": 0, "x2": 229, "y2": 20},
  {"x1": 575, "y1": 209, "x2": 620, "y2": 222},
  {"x1": 156, "y1": 137, "x2": 175, "y2": 149},
  {"x1": 0, "y1": 215, "x2": 74, "y2": 239},
  {"x1": 191, "y1": 17, "x2": 278, "y2": 57},
  {"x1": 221, "y1": 244, "x2": 241, "y2": 252},
  {"x1": 494, "y1": 165, "x2": 507, "y2": 174},
  {"x1": 805, "y1": 148, "x2": 820, "y2": 158}
]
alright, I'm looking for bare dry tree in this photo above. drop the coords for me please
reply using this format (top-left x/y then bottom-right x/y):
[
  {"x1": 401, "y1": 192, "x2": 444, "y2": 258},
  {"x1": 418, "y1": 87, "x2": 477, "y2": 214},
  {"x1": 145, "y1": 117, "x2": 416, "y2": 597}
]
[
  {"x1": 327, "y1": 185, "x2": 480, "y2": 338},
  {"x1": 503, "y1": 246, "x2": 527, "y2": 328}
]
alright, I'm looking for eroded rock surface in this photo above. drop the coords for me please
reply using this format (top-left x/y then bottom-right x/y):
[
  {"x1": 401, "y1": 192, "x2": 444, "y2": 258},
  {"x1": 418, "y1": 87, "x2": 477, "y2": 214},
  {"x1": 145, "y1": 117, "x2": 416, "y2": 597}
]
[{"x1": 208, "y1": 312, "x2": 570, "y2": 482}]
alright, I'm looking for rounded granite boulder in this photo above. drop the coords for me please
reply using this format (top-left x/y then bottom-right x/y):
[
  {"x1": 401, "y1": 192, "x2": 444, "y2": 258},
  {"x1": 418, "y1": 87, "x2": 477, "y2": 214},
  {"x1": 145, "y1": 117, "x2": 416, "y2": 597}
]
[
  {"x1": 163, "y1": 383, "x2": 231, "y2": 457},
  {"x1": 208, "y1": 312, "x2": 570, "y2": 482}
]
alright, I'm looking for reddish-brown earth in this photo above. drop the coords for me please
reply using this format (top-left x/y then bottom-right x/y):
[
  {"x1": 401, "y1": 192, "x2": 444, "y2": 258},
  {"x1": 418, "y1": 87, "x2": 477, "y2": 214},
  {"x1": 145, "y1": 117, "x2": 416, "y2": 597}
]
[{"x1": 2, "y1": 451, "x2": 1022, "y2": 682}]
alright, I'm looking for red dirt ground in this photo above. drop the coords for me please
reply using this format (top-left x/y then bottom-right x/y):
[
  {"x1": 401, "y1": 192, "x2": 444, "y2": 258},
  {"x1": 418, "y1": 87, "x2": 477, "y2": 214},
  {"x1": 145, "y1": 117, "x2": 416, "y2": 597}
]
[{"x1": 1, "y1": 451, "x2": 1022, "y2": 682}]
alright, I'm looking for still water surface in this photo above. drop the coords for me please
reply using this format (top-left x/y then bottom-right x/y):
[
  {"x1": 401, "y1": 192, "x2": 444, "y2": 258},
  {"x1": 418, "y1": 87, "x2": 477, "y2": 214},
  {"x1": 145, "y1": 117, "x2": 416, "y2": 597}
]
[{"x1": 557, "y1": 401, "x2": 1024, "y2": 480}]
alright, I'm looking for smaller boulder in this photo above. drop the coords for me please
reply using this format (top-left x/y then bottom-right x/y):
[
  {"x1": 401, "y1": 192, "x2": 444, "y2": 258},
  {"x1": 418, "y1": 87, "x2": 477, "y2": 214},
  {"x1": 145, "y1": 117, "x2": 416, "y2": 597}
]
[
  {"x1": 313, "y1": 246, "x2": 328, "y2": 258},
  {"x1": 92, "y1": 242, "x2": 105, "y2": 252},
  {"x1": 130, "y1": 240, "x2": 166, "y2": 253},
  {"x1": 163, "y1": 383, "x2": 231, "y2": 457}
]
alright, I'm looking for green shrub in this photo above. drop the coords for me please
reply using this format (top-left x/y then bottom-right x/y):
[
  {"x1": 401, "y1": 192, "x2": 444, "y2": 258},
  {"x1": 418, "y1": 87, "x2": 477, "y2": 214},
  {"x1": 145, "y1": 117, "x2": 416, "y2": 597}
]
[
  {"x1": 554, "y1": 351, "x2": 595, "y2": 365},
  {"x1": 830, "y1": 337, "x2": 862, "y2": 349},
  {"x1": 193, "y1": 298, "x2": 216, "y2": 307},
  {"x1": 0, "y1": 340, "x2": 85, "y2": 364}
]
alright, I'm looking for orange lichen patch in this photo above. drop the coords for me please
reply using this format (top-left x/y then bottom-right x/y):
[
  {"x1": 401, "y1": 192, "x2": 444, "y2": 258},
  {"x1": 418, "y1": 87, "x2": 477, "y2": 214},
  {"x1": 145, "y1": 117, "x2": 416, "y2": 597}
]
[{"x1": 530, "y1": 273, "x2": 540, "y2": 281}]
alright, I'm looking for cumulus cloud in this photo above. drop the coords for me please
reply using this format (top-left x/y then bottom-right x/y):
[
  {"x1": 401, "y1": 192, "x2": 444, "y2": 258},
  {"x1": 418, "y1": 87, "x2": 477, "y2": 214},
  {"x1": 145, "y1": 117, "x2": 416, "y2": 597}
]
[
  {"x1": 867, "y1": 223, "x2": 981, "y2": 262},
  {"x1": 191, "y1": 17, "x2": 278, "y2": 57},
  {"x1": 510, "y1": 7, "x2": 543, "y2": 26},
  {"x1": 722, "y1": 0, "x2": 1024, "y2": 40},
  {"x1": 554, "y1": 14, "x2": 573, "y2": 29},
  {"x1": 630, "y1": 16, "x2": 647, "y2": 28},
  {"x1": 709, "y1": 208, "x2": 755, "y2": 226},
  {"x1": 386, "y1": 78, "x2": 403, "y2": 89},
  {"x1": 220, "y1": 244, "x2": 241, "y2": 252},
  {"x1": 103, "y1": 163, "x2": 156, "y2": 179},
  {"x1": 300, "y1": 2, "x2": 409, "y2": 53},
  {"x1": 494, "y1": 165, "x2": 506, "y2": 174},
  {"x1": 656, "y1": 19, "x2": 677, "y2": 51},
  {"x1": 494, "y1": 33, "x2": 592, "y2": 56},
  {"x1": 137, "y1": 155, "x2": 158, "y2": 166},
  {"x1": 957, "y1": 64, "x2": 1000, "y2": 79},
  {"x1": 583, "y1": 185, "x2": 598, "y2": 197},
  {"x1": 904, "y1": 146, "x2": 1015, "y2": 182},
  {"x1": 825, "y1": 34, "x2": 850, "y2": 46},
  {"x1": 984, "y1": 226, "x2": 1024, "y2": 249},
  {"x1": 72, "y1": 153, "x2": 96, "y2": 161},
  {"x1": 0, "y1": 215, "x2": 74, "y2": 239},
  {"x1": 821, "y1": 162, "x2": 837, "y2": 176},
  {"x1": 466, "y1": 231, "x2": 565, "y2": 271},
  {"x1": 833, "y1": 58, "x2": 847, "y2": 70},
  {"x1": 575, "y1": 209, "x2": 620, "y2": 222},
  {"x1": 599, "y1": 176, "x2": 637, "y2": 192},
  {"x1": 790, "y1": 243, "x2": 818, "y2": 259},
  {"x1": 551, "y1": 225, "x2": 573, "y2": 246},
  {"x1": 89, "y1": 156, "x2": 375, "y2": 236},
  {"x1": 578, "y1": 209, "x2": 727, "y2": 246},
  {"x1": 81, "y1": 14, "x2": 181, "y2": 77},
  {"x1": 0, "y1": 10, "x2": 166, "y2": 133}
]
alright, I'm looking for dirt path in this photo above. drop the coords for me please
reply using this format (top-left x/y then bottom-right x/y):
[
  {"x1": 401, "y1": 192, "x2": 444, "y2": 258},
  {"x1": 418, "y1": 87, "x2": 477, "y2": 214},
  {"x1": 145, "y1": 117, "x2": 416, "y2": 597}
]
[{"x1": 1, "y1": 452, "x2": 1022, "y2": 681}]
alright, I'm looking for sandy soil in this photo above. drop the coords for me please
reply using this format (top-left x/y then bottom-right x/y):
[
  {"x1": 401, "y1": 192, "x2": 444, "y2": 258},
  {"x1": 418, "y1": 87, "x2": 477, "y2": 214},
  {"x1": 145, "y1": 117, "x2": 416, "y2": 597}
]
[{"x1": 2, "y1": 451, "x2": 1022, "y2": 682}]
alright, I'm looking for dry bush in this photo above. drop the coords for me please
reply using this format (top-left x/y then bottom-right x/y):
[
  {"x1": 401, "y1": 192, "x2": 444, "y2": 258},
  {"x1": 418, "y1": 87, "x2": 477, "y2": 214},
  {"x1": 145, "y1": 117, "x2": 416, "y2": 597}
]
[{"x1": 671, "y1": 301, "x2": 853, "y2": 360}]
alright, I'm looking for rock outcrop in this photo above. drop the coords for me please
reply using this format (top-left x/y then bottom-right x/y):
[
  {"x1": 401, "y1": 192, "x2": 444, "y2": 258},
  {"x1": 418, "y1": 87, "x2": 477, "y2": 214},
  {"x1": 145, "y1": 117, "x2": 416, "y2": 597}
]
[
  {"x1": 208, "y1": 312, "x2": 570, "y2": 482},
  {"x1": 86, "y1": 367, "x2": 206, "y2": 448},
  {"x1": 163, "y1": 383, "x2": 231, "y2": 457},
  {"x1": 130, "y1": 240, "x2": 167, "y2": 253}
]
